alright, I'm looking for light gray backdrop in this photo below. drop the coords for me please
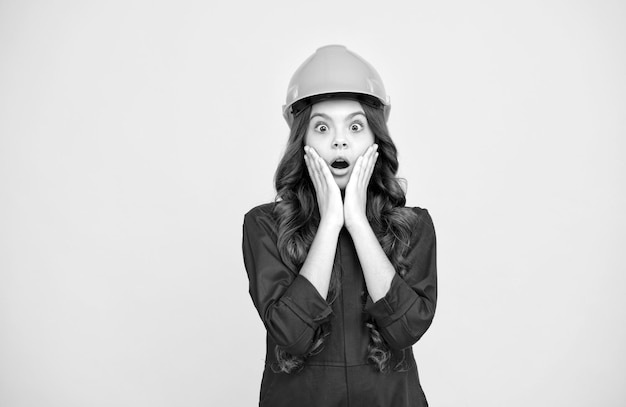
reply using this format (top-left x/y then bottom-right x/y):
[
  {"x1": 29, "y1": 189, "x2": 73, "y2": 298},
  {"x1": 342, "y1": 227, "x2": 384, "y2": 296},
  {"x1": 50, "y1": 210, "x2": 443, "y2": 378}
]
[{"x1": 1, "y1": 0, "x2": 625, "y2": 406}]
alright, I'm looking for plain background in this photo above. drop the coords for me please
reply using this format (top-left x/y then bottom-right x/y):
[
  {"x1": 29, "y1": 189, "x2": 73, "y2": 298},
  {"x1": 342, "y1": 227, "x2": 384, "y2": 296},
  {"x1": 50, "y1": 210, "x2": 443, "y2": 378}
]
[{"x1": 1, "y1": 0, "x2": 625, "y2": 406}]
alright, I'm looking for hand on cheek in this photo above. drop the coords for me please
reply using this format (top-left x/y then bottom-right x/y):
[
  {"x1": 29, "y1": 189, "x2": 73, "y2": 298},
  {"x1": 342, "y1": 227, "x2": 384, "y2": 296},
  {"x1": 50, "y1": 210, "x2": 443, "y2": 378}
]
[
  {"x1": 344, "y1": 144, "x2": 379, "y2": 230},
  {"x1": 304, "y1": 146, "x2": 344, "y2": 230}
]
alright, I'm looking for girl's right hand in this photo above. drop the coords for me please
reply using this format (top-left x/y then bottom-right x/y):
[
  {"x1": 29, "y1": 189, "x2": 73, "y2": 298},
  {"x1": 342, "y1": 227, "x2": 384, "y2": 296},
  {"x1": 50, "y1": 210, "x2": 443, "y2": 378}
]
[{"x1": 304, "y1": 146, "x2": 344, "y2": 230}]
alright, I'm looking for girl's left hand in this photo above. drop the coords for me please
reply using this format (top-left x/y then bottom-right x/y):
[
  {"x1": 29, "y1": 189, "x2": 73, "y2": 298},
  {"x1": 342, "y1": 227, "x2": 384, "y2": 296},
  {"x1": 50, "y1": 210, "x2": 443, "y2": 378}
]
[{"x1": 344, "y1": 144, "x2": 378, "y2": 230}]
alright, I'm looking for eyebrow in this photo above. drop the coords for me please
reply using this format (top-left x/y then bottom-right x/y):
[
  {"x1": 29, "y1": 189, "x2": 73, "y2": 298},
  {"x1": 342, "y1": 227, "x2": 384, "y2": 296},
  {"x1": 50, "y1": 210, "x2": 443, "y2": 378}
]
[{"x1": 310, "y1": 111, "x2": 366, "y2": 122}]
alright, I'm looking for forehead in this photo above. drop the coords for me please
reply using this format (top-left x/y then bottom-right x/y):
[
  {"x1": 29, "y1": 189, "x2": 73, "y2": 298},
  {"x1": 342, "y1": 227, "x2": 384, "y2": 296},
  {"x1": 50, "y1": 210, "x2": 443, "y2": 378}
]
[{"x1": 310, "y1": 99, "x2": 365, "y2": 117}]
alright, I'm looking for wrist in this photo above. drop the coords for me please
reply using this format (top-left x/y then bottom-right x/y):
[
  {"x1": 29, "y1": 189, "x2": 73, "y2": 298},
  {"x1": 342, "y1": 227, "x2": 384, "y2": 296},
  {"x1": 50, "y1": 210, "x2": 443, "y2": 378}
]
[
  {"x1": 345, "y1": 213, "x2": 369, "y2": 233},
  {"x1": 319, "y1": 217, "x2": 344, "y2": 234}
]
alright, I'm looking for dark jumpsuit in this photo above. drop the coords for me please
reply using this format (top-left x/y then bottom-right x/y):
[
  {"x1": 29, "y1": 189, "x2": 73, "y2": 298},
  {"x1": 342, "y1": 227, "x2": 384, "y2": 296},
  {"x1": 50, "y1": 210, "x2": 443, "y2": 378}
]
[{"x1": 242, "y1": 203, "x2": 437, "y2": 407}]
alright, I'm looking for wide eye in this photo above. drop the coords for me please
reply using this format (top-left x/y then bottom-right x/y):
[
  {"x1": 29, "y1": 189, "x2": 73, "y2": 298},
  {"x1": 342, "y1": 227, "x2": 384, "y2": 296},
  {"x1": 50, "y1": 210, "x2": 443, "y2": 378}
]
[
  {"x1": 314, "y1": 123, "x2": 329, "y2": 133},
  {"x1": 350, "y1": 122, "x2": 364, "y2": 132}
]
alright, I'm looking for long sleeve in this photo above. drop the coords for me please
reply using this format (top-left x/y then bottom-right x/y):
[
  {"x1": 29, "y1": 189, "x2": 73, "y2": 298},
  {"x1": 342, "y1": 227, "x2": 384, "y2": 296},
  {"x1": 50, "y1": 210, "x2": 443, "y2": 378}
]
[
  {"x1": 364, "y1": 208, "x2": 437, "y2": 350},
  {"x1": 242, "y1": 204, "x2": 334, "y2": 356}
]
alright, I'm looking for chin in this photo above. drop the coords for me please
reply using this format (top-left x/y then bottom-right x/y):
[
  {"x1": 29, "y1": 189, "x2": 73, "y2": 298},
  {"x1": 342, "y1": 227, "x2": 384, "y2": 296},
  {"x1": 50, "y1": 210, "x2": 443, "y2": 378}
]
[{"x1": 333, "y1": 177, "x2": 349, "y2": 190}]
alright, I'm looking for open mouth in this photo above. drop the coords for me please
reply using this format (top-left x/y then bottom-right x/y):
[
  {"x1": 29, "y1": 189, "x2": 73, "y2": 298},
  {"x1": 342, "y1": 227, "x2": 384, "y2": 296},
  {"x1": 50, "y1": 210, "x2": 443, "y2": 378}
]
[{"x1": 330, "y1": 158, "x2": 350, "y2": 169}]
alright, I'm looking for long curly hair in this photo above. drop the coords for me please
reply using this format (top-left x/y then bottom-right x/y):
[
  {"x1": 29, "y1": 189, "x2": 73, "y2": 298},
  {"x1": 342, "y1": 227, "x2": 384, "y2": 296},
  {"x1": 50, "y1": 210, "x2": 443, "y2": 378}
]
[{"x1": 272, "y1": 97, "x2": 418, "y2": 373}]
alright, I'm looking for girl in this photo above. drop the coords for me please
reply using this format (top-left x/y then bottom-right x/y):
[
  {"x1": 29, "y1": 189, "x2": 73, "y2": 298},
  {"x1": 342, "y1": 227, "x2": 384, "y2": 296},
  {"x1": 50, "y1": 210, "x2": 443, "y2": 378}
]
[{"x1": 242, "y1": 45, "x2": 437, "y2": 407}]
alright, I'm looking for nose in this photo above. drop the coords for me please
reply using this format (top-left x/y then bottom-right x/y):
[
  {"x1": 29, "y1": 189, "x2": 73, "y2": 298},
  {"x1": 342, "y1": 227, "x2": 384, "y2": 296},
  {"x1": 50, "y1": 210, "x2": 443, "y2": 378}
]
[{"x1": 332, "y1": 132, "x2": 348, "y2": 149}]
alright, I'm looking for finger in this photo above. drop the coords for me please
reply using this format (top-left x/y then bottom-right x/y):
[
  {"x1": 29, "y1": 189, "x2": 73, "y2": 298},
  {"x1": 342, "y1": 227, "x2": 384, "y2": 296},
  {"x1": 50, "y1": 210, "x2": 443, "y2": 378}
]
[
  {"x1": 312, "y1": 158, "x2": 326, "y2": 194},
  {"x1": 365, "y1": 144, "x2": 378, "y2": 180},
  {"x1": 307, "y1": 147, "x2": 330, "y2": 185},
  {"x1": 304, "y1": 149, "x2": 317, "y2": 182},
  {"x1": 306, "y1": 146, "x2": 320, "y2": 173},
  {"x1": 305, "y1": 148, "x2": 324, "y2": 193},
  {"x1": 363, "y1": 145, "x2": 378, "y2": 184},
  {"x1": 357, "y1": 145, "x2": 374, "y2": 186},
  {"x1": 348, "y1": 155, "x2": 363, "y2": 190},
  {"x1": 317, "y1": 155, "x2": 335, "y2": 188},
  {"x1": 304, "y1": 154, "x2": 317, "y2": 185},
  {"x1": 307, "y1": 148, "x2": 322, "y2": 181},
  {"x1": 364, "y1": 152, "x2": 378, "y2": 186}
]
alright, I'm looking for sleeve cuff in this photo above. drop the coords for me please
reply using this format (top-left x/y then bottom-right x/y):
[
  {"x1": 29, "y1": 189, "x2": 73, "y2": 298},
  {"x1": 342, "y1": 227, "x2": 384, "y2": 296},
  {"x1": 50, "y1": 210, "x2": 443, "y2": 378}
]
[
  {"x1": 281, "y1": 275, "x2": 334, "y2": 327},
  {"x1": 364, "y1": 273, "x2": 418, "y2": 328}
]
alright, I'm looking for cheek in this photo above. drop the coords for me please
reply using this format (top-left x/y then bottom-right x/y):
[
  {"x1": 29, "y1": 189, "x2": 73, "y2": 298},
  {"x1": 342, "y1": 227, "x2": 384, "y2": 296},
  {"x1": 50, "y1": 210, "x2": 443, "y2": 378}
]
[
  {"x1": 357, "y1": 131, "x2": 375, "y2": 152},
  {"x1": 304, "y1": 132, "x2": 319, "y2": 149},
  {"x1": 355, "y1": 140, "x2": 375, "y2": 157},
  {"x1": 304, "y1": 136, "x2": 328, "y2": 157}
]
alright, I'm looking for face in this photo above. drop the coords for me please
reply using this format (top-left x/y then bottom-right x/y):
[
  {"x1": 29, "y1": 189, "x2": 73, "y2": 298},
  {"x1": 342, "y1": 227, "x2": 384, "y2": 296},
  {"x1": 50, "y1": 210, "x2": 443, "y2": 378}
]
[{"x1": 304, "y1": 99, "x2": 376, "y2": 190}]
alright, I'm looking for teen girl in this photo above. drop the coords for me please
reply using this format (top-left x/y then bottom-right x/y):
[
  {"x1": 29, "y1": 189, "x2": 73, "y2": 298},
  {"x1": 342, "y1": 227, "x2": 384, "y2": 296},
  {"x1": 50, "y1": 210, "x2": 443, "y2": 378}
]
[{"x1": 242, "y1": 45, "x2": 437, "y2": 407}]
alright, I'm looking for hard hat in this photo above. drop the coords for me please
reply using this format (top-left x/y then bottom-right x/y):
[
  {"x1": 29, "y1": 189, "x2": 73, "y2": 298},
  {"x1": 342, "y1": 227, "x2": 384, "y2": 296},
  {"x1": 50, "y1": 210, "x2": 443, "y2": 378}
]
[{"x1": 282, "y1": 45, "x2": 391, "y2": 127}]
